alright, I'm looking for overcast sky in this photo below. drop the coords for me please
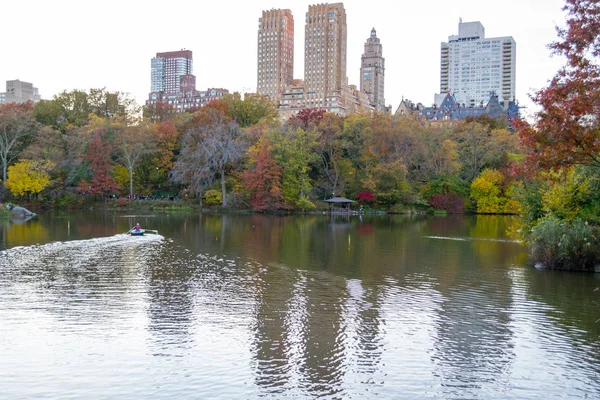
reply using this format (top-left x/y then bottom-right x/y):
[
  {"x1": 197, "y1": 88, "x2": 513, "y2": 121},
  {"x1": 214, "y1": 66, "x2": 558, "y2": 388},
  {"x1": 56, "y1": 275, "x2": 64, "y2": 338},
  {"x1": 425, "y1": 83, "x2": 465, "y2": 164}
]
[{"x1": 1, "y1": 0, "x2": 567, "y2": 117}]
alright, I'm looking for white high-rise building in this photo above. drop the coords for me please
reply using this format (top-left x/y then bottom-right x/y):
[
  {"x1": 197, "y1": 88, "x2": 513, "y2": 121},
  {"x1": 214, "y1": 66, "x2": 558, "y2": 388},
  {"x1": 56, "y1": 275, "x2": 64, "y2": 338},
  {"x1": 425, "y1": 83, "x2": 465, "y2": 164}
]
[{"x1": 440, "y1": 20, "x2": 516, "y2": 107}]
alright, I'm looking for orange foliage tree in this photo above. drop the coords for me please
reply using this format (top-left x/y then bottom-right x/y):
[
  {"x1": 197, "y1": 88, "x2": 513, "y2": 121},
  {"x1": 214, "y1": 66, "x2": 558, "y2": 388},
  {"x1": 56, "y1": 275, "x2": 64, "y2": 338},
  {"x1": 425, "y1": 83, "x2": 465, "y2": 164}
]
[{"x1": 241, "y1": 139, "x2": 283, "y2": 211}]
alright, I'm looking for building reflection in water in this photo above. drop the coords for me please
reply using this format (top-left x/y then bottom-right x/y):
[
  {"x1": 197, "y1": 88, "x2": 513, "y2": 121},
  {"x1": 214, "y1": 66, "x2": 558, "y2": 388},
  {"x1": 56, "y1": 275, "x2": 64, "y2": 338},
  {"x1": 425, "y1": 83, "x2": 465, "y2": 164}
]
[
  {"x1": 145, "y1": 246, "x2": 197, "y2": 356},
  {"x1": 245, "y1": 214, "x2": 388, "y2": 397}
]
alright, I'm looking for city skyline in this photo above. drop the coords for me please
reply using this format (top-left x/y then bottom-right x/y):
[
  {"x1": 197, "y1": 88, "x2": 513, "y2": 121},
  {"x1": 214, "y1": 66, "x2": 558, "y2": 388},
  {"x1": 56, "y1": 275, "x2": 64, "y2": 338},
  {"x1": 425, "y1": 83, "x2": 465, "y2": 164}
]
[{"x1": 1, "y1": 0, "x2": 565, "y2": 117}]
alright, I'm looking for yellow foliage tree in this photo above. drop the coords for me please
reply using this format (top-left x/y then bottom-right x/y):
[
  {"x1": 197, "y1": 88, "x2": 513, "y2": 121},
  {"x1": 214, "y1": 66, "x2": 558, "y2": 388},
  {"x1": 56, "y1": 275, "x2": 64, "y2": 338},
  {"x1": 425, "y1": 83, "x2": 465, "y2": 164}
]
[
  {"x1": 471, "y1": 169, "x2": 503, "y2": 213},
  {"x1": 114, "y1": 164, "x2": 130, "y2": 192},
  {"x1": 6, "y1": 159, "x2": 54, "y2": 197},
  {"x1": 470, "y1": 169, "x2": 520, "y2": 214}
]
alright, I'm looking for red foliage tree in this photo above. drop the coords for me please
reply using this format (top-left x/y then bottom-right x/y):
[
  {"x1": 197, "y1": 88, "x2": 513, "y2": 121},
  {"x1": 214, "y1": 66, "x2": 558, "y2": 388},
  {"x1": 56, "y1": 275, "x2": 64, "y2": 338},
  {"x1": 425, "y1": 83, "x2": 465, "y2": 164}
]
[
  {"x1": 77, "y1": 130, "x2": 119, "y2": 199},
  {"x1": 357, "y1": 191, "x2": 374, "y2": 203},
  {"x1": 241, "y1": 140, "x2": 284, "y2": 211},
  {"x1": 515, "y1": 0, "x2": 600, "y2": 172},
  {"x1": 428, "y1": 193, "x2": 465, "y2": 214},
  {"x1": 288, "y1": 108, "x2": 326, "y2": 130}
]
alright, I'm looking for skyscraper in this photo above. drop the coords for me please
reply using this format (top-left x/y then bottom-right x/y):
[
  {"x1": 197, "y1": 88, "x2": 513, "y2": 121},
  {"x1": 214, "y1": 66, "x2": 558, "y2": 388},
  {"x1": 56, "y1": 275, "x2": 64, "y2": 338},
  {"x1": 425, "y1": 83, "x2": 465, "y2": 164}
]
[
  {"x1": 440, "y1": 20, "x2": 516, "y2": 107},
  {"x1": 151, "y1": 50, "x2": 193, "y2": 95},
  {"x1": 360, "y1": 28, "x2": 385, "y2": 112},
  {"x1": 304, "y1": 3, "x2": 347, "y2": 111},
  {"x1": 147, "y1": 49, "x2": 229, "y2": 113},
  {"x1": 257, "y1": 9, "x2": 294, "y2": 103}
]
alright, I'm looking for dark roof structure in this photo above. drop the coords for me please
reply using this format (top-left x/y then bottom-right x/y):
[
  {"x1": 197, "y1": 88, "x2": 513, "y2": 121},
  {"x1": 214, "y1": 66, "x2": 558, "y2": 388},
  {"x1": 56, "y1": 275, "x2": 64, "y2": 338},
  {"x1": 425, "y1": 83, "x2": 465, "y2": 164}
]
[
  {"x1": 324, "y1": 197, "x2": 356, "y2": 203},
  {"x1": 395, "y1": 92, "x2": 520, "y2": 127}
]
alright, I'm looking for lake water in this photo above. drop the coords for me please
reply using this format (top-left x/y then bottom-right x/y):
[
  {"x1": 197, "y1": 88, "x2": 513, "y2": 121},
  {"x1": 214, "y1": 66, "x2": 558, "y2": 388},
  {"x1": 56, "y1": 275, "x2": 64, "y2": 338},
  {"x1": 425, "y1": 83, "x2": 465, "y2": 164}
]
[{"x1": 0, "y1": 212, "x2": 598, "y2": 399}]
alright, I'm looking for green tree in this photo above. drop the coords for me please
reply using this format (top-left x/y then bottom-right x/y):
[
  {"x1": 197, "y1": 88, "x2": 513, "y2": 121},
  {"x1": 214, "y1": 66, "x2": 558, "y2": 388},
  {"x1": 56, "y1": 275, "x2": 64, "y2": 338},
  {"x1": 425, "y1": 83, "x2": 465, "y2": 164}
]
[
  {"x1": 315, "y1": 113, "x2": 345, "y2": 196},
  {"x1": 340, "y1": 114, "x2": 373, "y2": 189},
  {"x1": 541, "y1": 166, "x2": 600, "y2": 223},
  {"x1": 33, "y1": 88, "x2": 139, "y2": 134},
  {"x1": 223, "y1": 93, "x2": 277, "y2": 128},
  {"x1": 268, "y1": 128, "x2": 318, "y2": 210}
]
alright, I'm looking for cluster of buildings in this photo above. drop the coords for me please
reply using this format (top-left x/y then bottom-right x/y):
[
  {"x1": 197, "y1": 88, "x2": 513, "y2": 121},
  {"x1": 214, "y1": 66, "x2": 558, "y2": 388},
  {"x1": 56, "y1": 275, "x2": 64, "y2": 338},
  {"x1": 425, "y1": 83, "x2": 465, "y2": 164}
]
[
  {"x1": 253, "y1": 5, "x2": 517, "y2": 122},
  {"x1": 404, "y1": 19, "x2": 518, "y2": 122},
  {"x1": 257, "y1": 4, "x2": 389, "y2": 120},
  {"x1": 2, "y1": 3, "x2": 518, "y2": 125},
  {"x1": 146, "y1": 49, "x2": 229, "y2": 112},
  {"x1": 0, "y1": 80, "x2": 41, "y2": 104}
]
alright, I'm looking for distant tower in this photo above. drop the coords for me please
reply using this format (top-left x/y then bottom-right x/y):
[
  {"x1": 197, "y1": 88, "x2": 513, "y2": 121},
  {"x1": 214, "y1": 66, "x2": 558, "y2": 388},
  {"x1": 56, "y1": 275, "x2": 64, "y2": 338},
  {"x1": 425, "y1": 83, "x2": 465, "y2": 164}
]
[
  {"x1": 440, "y1": 20, "x2": 516, "y2": 107},
  {"x1": 304, "y1": 3, "x2": 347, "y2": 110},
  {"x1": 150, "y1": 50, "x2": 194, "y2": 94},
  {"x1": 257, "y1": 9, "x2": 294, "y2": 103},
  {"x1": 360, "y1": 28, "x2": 385, "y2": 112}
]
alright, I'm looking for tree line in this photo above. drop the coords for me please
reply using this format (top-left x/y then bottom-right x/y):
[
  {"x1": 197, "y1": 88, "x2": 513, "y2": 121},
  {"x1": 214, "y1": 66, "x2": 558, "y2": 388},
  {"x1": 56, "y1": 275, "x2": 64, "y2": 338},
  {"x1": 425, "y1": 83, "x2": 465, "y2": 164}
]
[{"x1": 0, "y1": 88, "x2": 523, "y2": 213}]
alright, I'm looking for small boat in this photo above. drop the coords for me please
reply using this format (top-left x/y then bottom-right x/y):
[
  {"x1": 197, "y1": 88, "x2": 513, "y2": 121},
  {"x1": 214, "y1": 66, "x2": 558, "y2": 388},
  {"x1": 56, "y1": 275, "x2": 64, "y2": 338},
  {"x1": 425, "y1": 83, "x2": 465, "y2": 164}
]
[{"x1": 129, "y1": 229, "x2": 145, "y2": 236}]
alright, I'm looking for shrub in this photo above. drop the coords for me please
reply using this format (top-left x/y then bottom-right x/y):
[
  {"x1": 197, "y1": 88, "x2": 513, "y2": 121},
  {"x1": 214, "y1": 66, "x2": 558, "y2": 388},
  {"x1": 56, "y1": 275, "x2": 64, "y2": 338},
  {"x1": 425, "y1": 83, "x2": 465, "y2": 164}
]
[
  {"x1": 357, "y1": 191, "x2": 374, "y2": 203},
  {"x1": 296, "y1": 195, "x2": 316, "y2": 212},
  {"x1": 529, "y1": 218, "x2": 600, "y2": 271},
  {"x1": 203, "y1": 189, "x2": 222, "y2": 206},
  {"x1": 421, "y1": 175, "x2": 470, "y2": 199},
  {"x1": 428, "y1": 193, "x2": 465, "y2": 213},
  {"x1": 57, "y1": 192, "x2": 84, "y2": 209}
]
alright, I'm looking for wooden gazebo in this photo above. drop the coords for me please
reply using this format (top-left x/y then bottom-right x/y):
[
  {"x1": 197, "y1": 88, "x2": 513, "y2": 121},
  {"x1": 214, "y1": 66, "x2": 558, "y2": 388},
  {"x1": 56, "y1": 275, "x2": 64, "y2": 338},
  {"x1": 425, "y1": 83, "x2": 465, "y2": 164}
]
[{"x1": 324, "y1": 197, "x2": 356, "y2": 213}]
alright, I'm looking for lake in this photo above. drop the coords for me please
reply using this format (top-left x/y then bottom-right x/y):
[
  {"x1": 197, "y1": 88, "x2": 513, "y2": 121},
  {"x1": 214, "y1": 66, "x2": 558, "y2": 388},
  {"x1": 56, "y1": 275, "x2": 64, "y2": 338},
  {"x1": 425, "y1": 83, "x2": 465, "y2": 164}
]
[{"x1": 0, "y1": 212, "x2": 598, "y2": 399}]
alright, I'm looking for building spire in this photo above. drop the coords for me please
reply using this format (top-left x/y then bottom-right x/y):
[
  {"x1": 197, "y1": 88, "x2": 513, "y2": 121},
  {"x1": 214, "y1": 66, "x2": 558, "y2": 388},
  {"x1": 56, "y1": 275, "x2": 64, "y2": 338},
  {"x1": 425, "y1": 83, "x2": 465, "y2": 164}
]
[{"x1": 371, "y1": 27, "x2": 377, "y2": 38}]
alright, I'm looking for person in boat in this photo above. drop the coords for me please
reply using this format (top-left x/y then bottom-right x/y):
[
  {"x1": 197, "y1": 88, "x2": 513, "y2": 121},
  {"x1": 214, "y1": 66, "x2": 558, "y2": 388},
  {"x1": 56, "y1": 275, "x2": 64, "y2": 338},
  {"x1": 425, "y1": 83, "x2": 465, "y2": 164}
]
[{"x1": 134, "y1": 222, "x2": 142, "y2": 231}]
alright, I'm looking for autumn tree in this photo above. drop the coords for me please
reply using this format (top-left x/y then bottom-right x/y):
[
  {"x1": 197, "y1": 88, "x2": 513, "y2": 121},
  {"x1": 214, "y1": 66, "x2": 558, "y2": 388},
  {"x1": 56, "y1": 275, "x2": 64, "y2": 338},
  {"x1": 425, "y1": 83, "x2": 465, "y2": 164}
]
[
  {"x1": 268, "y1": 128, "x2": 318, "y2": 210},
  {"x1": 87, "y1": 88, "x2": 139, "y2": 119},
  {"x1": 470, "y1": 169, "x2": 520, "y2": 214},
  {"x1": 114, "y1": 122, "x2": 157, "y2": 199},
  {"x1": 33, "y1": 90, "x2": 90, "y2": 132},
  {"x1": 172, "y1": 107, "x2": 245, "y2": 207},
  {"x1": 515, "y1": 0, "x2": 600, "y2": 170},
  {"x1": 453, "y1": 121, "x2": 496, "y2": 181},
  {"x1": 288, "y1": 108, "x2": 325, "y2": 130},
  {"x1": 314, "y1": 113, "x2": 346, "y2": 196},
  {"x1": 364, "y1": 160, "x2": 411, "y2": 206},
  {"x1": 0, "y1": 102, "x2": 39, "y2": 183},
  {"x1": 375, "y1": 116, "x2": 425, "y2": 182},
  {"x1": 148, "y1": 120, "x2": 179, "y2": 189},
  {"x1": 339, "y1": 114, "x2": 373, "y2": 188},
  {"x1": 241, "y1": 139, "x2": 284, "y2": 211},
  {"x1": 77, "y1": 130, "x2": 119, "y2": 200},
  {"x1": 33, "y1": 88, "x2": 139, "y2": 133},
  {"x1": 223, "y1": 93, "x2": 278, "y2": 128},
  {"x1": 143, "y1": 102, "x2": 177, "y2": 124},
  {"x1": 5, "y1": 159, "x2": 54, "y2": 198}
]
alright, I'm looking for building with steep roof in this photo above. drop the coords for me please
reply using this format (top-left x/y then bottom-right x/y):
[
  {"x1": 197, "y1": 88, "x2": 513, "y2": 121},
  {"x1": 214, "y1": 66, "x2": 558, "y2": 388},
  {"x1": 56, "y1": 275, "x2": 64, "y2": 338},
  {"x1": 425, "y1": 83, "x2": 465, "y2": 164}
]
[{"x1": 394, "y1": 91, "x2": 519, "y2": 125}]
